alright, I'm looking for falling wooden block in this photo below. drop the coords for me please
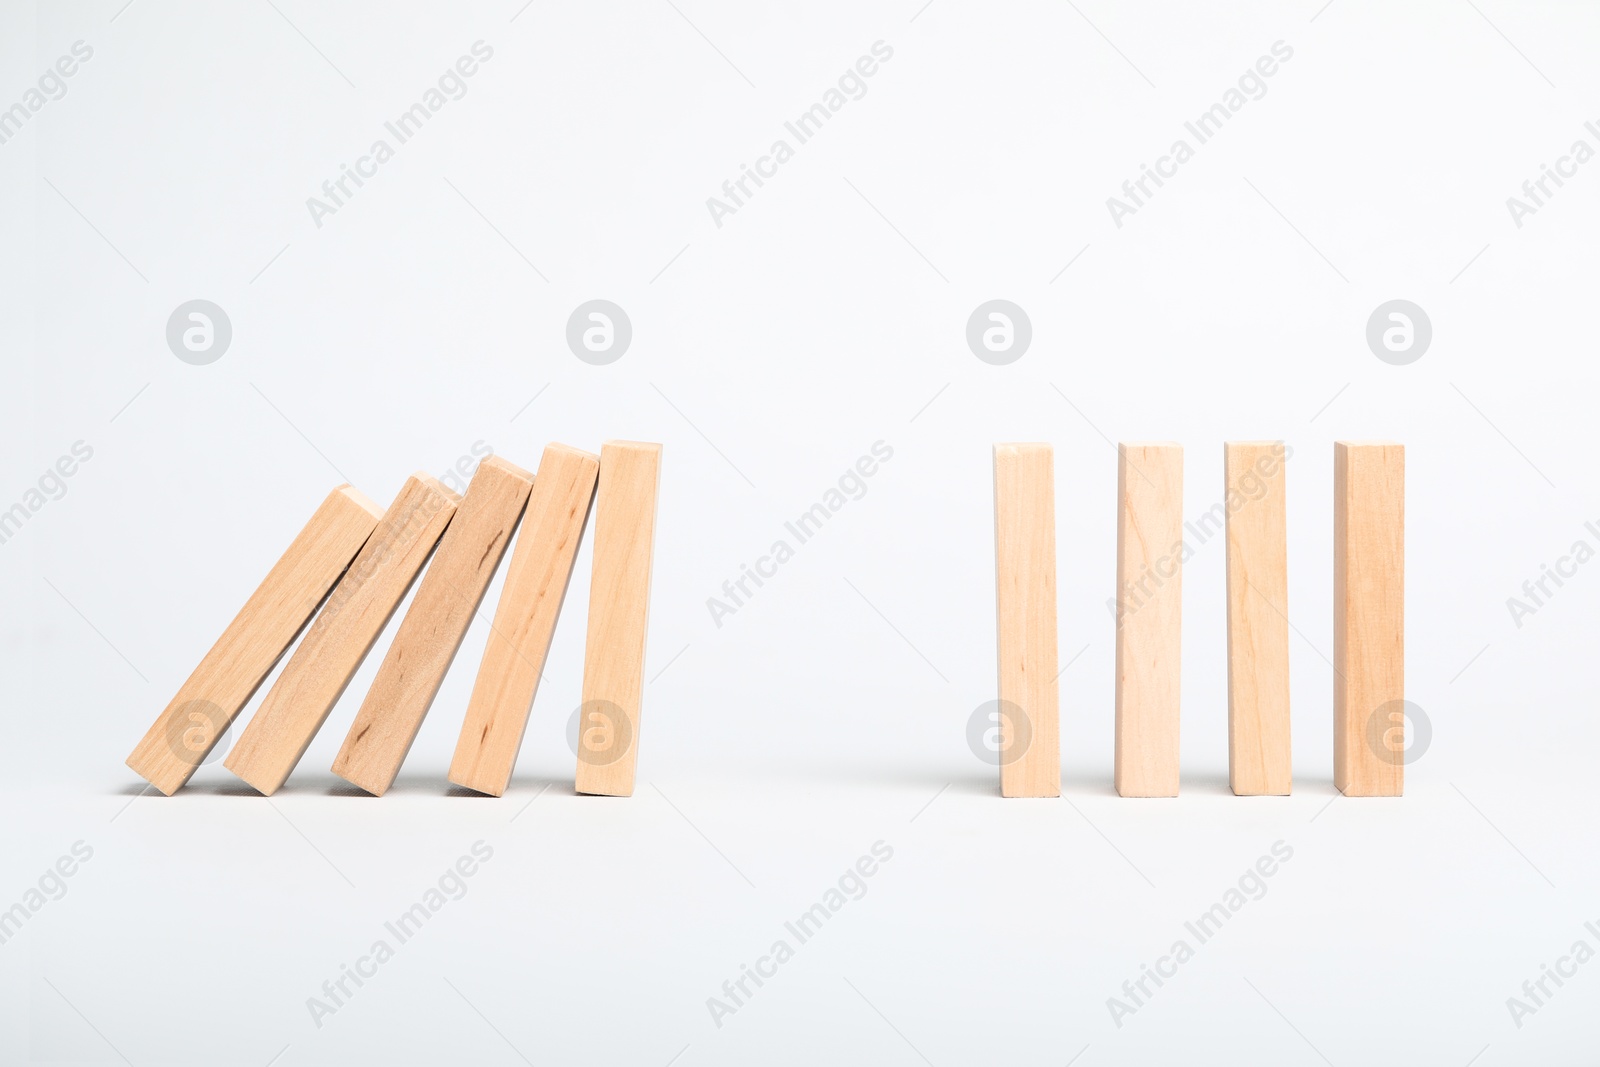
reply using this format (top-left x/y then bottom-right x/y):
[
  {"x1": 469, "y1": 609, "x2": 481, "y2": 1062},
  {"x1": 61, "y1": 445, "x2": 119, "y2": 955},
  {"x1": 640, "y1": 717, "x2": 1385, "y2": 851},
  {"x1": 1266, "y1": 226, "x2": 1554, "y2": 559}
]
[
  {"x1": 332, "y1": 457, "x2": 535, "y2": 795},
  {"x1": 449, "y1": 445, "x2": 600, "y2": 796},
  {"x1": 993, "y1": 443, "x2": 1060, "y2": 798},
  {"x1": 125, "y1": 486, "x2": 384, "y2": 795},
  {"x1": 574, "y1": 441, "x2": 661, "y2": 797},
  {"x1": 224, "y1": 473, "x2": 459, "y2": 795},
  {"x1": 1334, "y1": 441, "x2": 1404, "y2": 797},
  {"x1": 1114, "y1": 443, "x2": 1184, "y2": 797},
  {"x1": 1224, "y1": 442, "x2": 1291, "y2": 796}
]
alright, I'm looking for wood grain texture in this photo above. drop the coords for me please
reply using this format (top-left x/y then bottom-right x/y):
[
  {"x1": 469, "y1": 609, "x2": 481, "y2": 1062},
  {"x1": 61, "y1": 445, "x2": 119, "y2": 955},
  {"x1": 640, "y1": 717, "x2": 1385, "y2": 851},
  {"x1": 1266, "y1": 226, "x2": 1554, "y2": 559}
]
[
  {"x1": 1114, "y1": 443, "x2": 1184, "y2": 797},
  {"x1": 224, "y1": 474, "x2": 459, "y2": 795},
  {"x1": 332, "y1": 457, "x2": 535, "y2": 795},
  {"x1": 125, "y1": 486, "x2": 384, "y2": 795},
  {"x1": 1334, "y1": 441, "x2": 1404, "y2": 797},
  {"x1": 574, "y1": 441, "x2": 661, "y2": 797},
  {"x1": 449, "y1": 445, "x2": 599, "y2": 796},
  {"x1": 1225, "y1": 442, "x2": 1291, "y2": 796},
  {"x1": 993, "y1": 443, "x2": 1060, "y2": 798}
]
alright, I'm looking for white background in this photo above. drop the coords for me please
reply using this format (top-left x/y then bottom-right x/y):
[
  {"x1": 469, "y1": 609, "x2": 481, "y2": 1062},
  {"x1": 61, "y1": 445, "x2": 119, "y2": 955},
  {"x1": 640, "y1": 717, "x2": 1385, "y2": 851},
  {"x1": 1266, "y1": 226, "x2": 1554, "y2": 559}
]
[{"x1": 4, "y1": 0, "x2": 1599, "y2": 1063}]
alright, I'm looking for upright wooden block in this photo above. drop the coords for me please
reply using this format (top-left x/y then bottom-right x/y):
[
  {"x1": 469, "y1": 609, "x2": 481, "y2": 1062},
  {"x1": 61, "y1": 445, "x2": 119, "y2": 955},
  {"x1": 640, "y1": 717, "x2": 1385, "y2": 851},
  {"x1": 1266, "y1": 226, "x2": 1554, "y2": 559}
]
[
  {"x1": 574, "y1": 441, "x2": 661, "y2": 797},
  {"x1": 1225, "y1": 442, "x2": 1291, "y2": 796},
  {"x1": 332, "y1": 457, "x2": 535, "y2": 795},
  {"x1": 993, "y1": 443, "x2": 1060, "y2": 798},
  {"x1": 224, "y1": 474, "x2": 459, "y2": 795},
  {"x1": 1334, "y1": 441, "x2": 1404, "y2": 797},
  {"x1": 125, "y1": 486, "x2": 384, "y2": 795},
  {"x1": 449, "y1": 445, "x2": 600, "y2": 796},
  {"x1": 1114, "y1": 443, "x2": 1183, "y2": 797}
]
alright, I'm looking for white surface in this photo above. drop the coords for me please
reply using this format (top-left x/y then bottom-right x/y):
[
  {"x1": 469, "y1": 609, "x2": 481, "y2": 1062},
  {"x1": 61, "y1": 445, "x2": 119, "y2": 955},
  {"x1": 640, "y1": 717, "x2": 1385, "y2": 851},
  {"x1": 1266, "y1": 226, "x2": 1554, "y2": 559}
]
[{"x1": 4, "y1": 0, "x2": 1598, "y2": 1063}]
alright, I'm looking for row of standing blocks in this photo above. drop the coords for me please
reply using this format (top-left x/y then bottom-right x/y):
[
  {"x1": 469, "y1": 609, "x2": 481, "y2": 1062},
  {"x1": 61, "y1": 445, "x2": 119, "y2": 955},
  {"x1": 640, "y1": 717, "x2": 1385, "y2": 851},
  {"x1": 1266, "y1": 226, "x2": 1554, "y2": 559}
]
[
  {"x1": 126, "y1": 442, "x2": 663, "y2": 798},
  {"x1": 127, "y1": 437, "x2": 1401, "y2": 800},
  {"x1": 995, "y1": 440, "x2": 1404, "y2": 799}
]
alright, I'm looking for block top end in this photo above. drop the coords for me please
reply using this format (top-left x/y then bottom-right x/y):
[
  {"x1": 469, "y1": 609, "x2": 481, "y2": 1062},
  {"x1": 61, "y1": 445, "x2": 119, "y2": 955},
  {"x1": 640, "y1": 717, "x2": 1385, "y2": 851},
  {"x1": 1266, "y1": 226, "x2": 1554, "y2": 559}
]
[
  {"x1": 476, "y1": 454, "x2": 536, "y2": 482},
  {"x1": 332, "y1": 484, "x2": 386, "y2": 522},
  {"x1": 544, "y1": 442, "x2": 601, "y2": 463},
  {"x1": 407, "y1": 470, "x2": 464, "y2": 505}
]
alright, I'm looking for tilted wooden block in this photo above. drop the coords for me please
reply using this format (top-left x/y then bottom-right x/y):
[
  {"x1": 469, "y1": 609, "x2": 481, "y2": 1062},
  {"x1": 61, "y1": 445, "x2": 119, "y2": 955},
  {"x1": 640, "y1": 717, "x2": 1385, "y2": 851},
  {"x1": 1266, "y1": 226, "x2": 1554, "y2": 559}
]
[
  {"x1": 993, "y1": 443, "x2": 1060, "y2": 798},
  {"x1": 224, "y1": 473, "x2": 459, "y2": 795},
  {"x1": 574, "y1": 441, "x2": 661, "y2": 797},
  {"x1": 1334, "y1": 441, "x2": 1404, "y2": 797},
  {"x1": 126, "y1": 486, "x2": 384, "y2": 795},
  {"x1": 332, "y1": 457, "x2": 535, "y2": 795},
  {"x1": 1114, "y1": 443, "x2": 1184, "y2": 797},
  {"x1": 449, "y1": 445, "x2": 599, "y2": 797},
  {"x1": 1225, "y1": 442, "x2": 1291, "y2": 796}
]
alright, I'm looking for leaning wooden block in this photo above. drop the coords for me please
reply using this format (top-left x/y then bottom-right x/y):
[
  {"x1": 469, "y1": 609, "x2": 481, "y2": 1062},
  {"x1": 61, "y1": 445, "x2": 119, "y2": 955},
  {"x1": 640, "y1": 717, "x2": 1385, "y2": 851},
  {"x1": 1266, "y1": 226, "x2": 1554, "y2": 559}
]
[
  {"x1": 125, "y1": 485, "x2": 384, "y2": 795},
  {"x1": 993, "y1": 443, "x2": 1060, "y2": 798},
  {"x1": 1334, "y1": 441, "x2": 1404, "y2": 797},
  {"x1": 1114, "y1": 443, "x2": 1184, "y2": 797},
  {"x1": 224, "y1": 473, "x2": 459, "y2": 795},
  {"x1": 332, "y1": 457, "x2": 535, "y2": 795},
  {"x1": 449, "y1": 445, "x2": 599, "y2": 796},
  {"x1": 1225, "y1": 442, "x2": 1291, "y2": 796},
  {"x1": 574, "y1": 441, "x2": 662, "y2": 797}
]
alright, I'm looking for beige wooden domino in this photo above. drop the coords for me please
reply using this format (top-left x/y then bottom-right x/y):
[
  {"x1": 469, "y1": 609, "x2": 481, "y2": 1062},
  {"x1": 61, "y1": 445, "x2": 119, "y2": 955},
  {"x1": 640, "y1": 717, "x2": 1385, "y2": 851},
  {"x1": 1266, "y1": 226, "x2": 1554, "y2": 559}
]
[
  {"x1": 574, "y1": 441, "x2": 661, "y2": 797},
  {"x1": 449, "y1": 445, "x2": 599, "y2": 797},
  {"x1": 1114, "y1": 443, "x2": 1184, "y2": 797},
  {"x1": 1225, "y1": 442, "x2": 1291, "y2": 796},
  {"x1": 332, "y1": 457, "x2": 535, "y2": 795},
  {"x1": 993, "y1": 443, "x2": 1060, "y2": 798},
  {"x1": 1334, "y1": 441, "x2": 1404, "y2": 797},
  {"x1": 224, "y1": 473, "x2": 459, "y2": 795},
  {"x1": 125, "y1": 486, "x2": 383, "y2": 795}
]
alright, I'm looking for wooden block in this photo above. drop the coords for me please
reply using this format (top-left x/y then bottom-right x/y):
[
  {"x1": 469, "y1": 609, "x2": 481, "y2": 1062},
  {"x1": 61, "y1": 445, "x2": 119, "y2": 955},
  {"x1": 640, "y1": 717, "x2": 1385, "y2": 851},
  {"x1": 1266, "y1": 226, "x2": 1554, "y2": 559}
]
[
  {"x1": 449, "y1": 445, "x2": 599, "y2": 796},
  {"x1": 332, "y1": 457, "x2": 535, "y2": 795},
  {"x1": 1114, "y1": 443, "x2": 1183, "y2": 797},
  {"x1": 125, "y1": 486, "x2": 384, "y2": 795},
  {"x1": 574, "y1": 441, "x2": 661, "y2": 797},
  {"x1": 224, "y1": 474, "x2": 459, "y2": 795},
  {"x1": 1225, "y1": 442, "x2": 1292, "y2": 796},
  {"x1": 993, "y1": 443, "x2": 1060, "y2": 798},
  {"x1": 1334, "y1": 441, "x2": 1404, "y2": 797}
]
